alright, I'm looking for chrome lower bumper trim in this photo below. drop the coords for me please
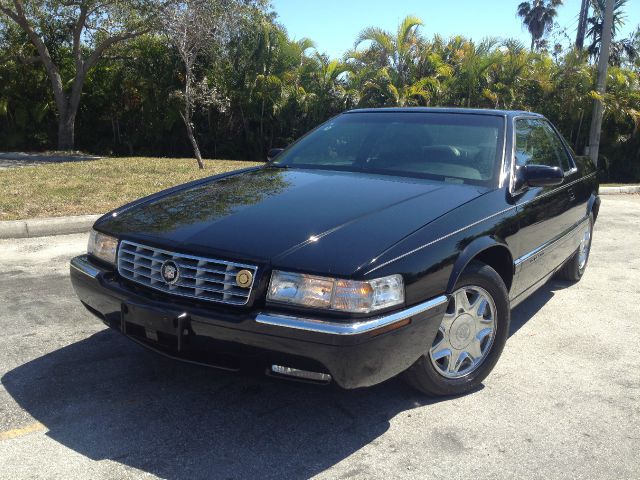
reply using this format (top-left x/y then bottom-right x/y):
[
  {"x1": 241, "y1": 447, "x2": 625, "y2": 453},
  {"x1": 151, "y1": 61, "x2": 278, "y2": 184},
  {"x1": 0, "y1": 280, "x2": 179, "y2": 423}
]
[
  {"x1": 256, "y1": 295, "x2": 449, "y2": 335},
  {"x1": 70, "y1": 255, "x2": 103, "y2": 279},
  {"x1": 270, "y1": 365, "x2": 332, "y2": 383}
]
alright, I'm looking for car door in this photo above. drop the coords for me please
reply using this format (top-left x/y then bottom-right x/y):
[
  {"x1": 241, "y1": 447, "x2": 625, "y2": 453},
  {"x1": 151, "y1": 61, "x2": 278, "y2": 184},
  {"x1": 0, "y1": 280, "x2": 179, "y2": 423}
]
[
  {"x1": 541, "y1": 118, "x2": 589, "y2": 238},
  {"x1": 510, "y1": 117, "x2": 576, "y2": 299}
]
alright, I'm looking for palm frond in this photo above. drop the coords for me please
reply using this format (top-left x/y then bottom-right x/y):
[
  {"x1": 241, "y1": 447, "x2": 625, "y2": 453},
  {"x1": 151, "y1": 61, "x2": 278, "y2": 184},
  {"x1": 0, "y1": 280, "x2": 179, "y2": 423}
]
[{"x1": 355, "y1": 27, "x2": 394, "y2": 53}]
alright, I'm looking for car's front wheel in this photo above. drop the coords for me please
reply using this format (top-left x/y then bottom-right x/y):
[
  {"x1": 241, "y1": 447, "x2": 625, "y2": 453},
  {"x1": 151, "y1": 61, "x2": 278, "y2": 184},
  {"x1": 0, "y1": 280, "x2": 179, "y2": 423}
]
[{"x1": 403, "y1": 261, "x2": 510, "y2": 397}]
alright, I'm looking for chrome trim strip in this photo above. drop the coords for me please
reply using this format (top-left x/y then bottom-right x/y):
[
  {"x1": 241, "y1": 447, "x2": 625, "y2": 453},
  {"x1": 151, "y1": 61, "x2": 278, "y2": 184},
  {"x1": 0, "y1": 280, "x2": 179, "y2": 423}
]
[
  {"x1": 514, "y1": 215, "x2": 589, "y2": 267},
  {"x1": 70, "y1": 255, "x2": 103, "y2": 279},
  {"x1": 366, "y1": 170, "x2": 597, "y2": 275},
  {"x1": 256, "y1": 295, "x2": 449, "y2": 335},
  {"x1": 497, "y1": 115, "x2": 509, "y2": 188},
  {"x1": 509, "y1": 114, "x2": 537, "y2": 193},
  {"x1": 270, "y1": 365, "x2": 332, "y2": 382},
  {"x1": 518, "y1": 171, "x2": 596, "y2": 202},
  {"x1": 365, "y1": 206, "x2": 517, "y2": 274}
]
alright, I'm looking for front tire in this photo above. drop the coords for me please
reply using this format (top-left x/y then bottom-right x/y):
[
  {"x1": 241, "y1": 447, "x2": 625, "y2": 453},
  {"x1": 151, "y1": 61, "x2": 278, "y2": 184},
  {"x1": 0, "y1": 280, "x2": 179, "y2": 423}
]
[{"x1": 403, "y1": 261, "x2": 510, "y2": 397}]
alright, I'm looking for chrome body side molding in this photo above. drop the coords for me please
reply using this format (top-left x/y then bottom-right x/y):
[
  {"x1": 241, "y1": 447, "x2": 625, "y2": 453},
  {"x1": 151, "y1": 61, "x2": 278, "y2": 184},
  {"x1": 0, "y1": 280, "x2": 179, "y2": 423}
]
[
  {"x1": 514, "y1": 215, "x2": 590, "y2": 269},
  {"x1": 365, "y1": 172, "x2": 597, "y2": 275}
]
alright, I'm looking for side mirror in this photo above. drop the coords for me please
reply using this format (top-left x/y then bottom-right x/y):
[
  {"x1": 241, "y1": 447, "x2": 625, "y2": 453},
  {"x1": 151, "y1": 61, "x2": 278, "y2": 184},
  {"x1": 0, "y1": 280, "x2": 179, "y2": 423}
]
[
  {"x1": 267, "y1": 148, "x2": 284, "y2": 162},
  {"x1": 514, "y1": 164, "x2": 564, "y2": 191}
]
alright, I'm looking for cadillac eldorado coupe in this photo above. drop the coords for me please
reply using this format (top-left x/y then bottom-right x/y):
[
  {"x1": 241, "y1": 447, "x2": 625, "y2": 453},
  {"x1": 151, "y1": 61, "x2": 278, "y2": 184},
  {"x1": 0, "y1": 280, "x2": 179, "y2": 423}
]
[{"x1": 70, "y1": 108, "x2": 599, "y2": 396}]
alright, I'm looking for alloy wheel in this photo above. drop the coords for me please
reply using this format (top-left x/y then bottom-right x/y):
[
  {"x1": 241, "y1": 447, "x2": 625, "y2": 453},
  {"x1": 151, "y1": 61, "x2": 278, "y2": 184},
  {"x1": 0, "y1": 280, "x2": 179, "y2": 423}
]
[
  {"x1": 578, "y1": 224, "x2": 592, "y2": 271},
  {"x1": 429, "y1": 286, "x2": 497, "y2": 379}
]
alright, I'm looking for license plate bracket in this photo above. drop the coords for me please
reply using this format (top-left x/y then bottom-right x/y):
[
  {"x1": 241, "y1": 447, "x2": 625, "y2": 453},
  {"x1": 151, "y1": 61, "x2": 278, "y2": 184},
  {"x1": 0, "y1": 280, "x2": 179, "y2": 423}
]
[{"x1": 121, "y1": 303, "x2": 189, "y2": 351}]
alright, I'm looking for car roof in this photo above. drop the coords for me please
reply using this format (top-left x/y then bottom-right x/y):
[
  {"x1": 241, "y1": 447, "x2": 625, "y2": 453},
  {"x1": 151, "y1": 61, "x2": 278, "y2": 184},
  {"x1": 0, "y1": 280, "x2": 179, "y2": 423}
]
[{"x1": 344, "y1": 107, "x2": 544, "y2": 118}]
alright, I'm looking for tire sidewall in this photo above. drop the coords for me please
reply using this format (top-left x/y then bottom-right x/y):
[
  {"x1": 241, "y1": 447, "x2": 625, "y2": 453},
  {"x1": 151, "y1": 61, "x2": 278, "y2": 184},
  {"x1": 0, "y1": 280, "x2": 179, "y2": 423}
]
[
  {"x1": 406, "y1": 262, "x2": 510, "y2": 396},
  {"x1": 576, "y1": 214, "x2": 594, "y2": 278}
]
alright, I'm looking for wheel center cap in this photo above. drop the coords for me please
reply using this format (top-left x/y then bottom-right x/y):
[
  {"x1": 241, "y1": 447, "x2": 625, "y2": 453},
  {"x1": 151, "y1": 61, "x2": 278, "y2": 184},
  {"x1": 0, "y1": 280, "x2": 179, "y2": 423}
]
[{"x1": 450, "y1": 313, "x2": 475, "y2": 349}]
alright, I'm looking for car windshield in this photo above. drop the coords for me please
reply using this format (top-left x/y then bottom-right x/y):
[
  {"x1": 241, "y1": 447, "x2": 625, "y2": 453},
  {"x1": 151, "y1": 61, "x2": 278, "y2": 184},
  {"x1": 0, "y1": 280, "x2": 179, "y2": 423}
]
[{"x1": 273, "y1": 112, "x2": 505, "y2": 187}]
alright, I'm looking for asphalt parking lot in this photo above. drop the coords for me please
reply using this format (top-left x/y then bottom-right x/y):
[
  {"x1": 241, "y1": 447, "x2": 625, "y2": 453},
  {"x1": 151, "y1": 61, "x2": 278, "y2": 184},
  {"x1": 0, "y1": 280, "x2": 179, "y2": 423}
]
[{"x1": 0, "y1": 195, "x2": 638, "y2": 480}]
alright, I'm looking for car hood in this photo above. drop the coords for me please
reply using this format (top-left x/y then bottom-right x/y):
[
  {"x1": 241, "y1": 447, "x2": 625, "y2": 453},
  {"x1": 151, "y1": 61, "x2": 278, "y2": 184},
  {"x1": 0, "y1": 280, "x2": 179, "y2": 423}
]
[{"x1": 97, "y1": 167, "x2": 488, "y2": 276}]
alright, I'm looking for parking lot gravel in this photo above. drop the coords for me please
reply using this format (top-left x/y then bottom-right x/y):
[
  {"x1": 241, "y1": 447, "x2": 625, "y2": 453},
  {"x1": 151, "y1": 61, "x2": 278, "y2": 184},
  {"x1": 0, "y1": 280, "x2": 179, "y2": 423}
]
[{"x1": 0, "y1": 196, "x2": 638, "y2": 480}]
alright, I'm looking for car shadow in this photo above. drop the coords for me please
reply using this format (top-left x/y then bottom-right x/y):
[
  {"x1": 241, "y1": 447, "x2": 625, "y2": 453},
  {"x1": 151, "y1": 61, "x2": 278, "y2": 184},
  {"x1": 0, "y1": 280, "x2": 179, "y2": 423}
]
[
  {"x1": 1, "y1": 327, "x2": 456, "y2": 479},
  {"x1": 2, "y1": 280, "x2": 564, "y2": 479},
  {"x1": 509, "y1": 278, "x2": 572, "y2": 336}
]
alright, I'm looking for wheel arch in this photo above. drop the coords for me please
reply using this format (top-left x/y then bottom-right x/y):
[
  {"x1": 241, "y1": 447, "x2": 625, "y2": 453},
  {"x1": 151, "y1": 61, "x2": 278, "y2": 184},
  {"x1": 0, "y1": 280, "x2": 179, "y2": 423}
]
[{"x1": 446, "y1": 237, "x2": 514, "y2": 293}]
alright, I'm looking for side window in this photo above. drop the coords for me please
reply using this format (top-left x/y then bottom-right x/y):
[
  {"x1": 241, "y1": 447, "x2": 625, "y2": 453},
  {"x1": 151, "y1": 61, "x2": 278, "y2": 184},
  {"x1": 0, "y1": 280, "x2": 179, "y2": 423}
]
[
  {"x1": 514, "y1": 119, "x2": 562, "y2": 168},
  {"x1": 540, "y1": 121, "x2": 574, "y2": 172}
]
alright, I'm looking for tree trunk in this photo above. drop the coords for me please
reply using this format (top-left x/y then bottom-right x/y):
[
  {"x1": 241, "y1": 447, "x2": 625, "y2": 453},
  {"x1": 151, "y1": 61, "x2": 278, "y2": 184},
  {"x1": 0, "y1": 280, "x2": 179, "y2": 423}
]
[
  {"x1": 576, "y1": 0, "x2": 589, "y2": 50},
  {"x1": 259, "y1": 98, "x2": 265, "y2": 155},
  {"x1": 1, "y1": 2, "x2": 147, "y2": 153},
  {"x1": 57, "y1": 110, "x2": 76, "y2": 151},
  {"x1": 587, "y1": 0, "x2": 615, "y2": 165},
  {"x1": 530, "y1": 36, "x2": 535, "y2": 52},
  {"x1": 186, "y1": 125, "x2": 204, "y2": 169},
  {"x1": 575, "y1": 110, "x2": 584, "y2": 150},
  {"x1": 181, "y1": 112, "x2": 204, "y2": 169},
  {"x1": 238, "y1": 103, "x2": 252, "y2": 159}
]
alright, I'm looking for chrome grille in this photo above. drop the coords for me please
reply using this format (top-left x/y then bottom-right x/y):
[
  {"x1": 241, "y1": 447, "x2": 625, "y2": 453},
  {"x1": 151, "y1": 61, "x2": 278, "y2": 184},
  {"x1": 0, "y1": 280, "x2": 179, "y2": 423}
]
[{"x1": 117, "y1": 240, "x2": 257, "y2": 306}]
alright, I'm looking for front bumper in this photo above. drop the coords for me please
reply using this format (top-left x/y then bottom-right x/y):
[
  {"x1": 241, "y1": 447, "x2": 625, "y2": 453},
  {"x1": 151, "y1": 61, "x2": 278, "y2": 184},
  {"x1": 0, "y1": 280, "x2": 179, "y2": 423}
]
[{"x1": 70, "y1": 255, "x2": 447, "y2": 389}]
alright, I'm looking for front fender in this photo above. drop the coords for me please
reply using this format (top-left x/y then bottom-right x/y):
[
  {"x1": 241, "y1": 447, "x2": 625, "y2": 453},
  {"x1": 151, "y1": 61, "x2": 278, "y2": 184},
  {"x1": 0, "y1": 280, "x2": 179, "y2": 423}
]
[{"x1": 446, "y1": 236, "x2": 513, "y2": 293}]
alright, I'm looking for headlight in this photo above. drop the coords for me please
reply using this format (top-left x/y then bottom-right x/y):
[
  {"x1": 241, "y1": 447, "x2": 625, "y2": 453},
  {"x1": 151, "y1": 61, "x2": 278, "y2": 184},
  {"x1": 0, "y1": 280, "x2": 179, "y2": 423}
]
[
  {"x1": 88, "y1": 229, "x2": 118, "y2": 265},
  {"x1": 267, "y1": 271, "x2": 404, "y2": 313}
]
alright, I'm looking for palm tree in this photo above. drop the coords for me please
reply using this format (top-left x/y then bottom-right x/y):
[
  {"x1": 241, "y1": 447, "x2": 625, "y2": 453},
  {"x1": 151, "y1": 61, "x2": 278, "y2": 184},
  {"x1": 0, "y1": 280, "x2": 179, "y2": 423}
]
[
  {"x1": 352, "y1": 15, "x2": 426, "y2": 106},
  {"x1": 451, "y1": 37, "x2": 500, "y2": 107},
  {"x1": 308, "y1": 54, "x2": 349, "y2": 114},
  {"x1": 517, "y1": 0, "x2": 564, "y2": 51},
  {"x1": 485, "y1": 39, "x2": 529, "y2": 108},
  {"x1": 586, "y1": 0, "x2": 631, "y2": 62},
  {"x1": 414, "y1": 41, "x2": 454, "y2": 105}
]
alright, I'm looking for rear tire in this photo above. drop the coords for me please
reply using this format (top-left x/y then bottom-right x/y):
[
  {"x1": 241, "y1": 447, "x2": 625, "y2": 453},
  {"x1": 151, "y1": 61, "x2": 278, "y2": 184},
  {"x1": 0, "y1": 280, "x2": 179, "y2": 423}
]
[
  {"x1": 556, "y1": 214, "x2": 594, "y2": 282},
  {"x1": 402, "y1": 261, "x2": 510, "y2": 397}
]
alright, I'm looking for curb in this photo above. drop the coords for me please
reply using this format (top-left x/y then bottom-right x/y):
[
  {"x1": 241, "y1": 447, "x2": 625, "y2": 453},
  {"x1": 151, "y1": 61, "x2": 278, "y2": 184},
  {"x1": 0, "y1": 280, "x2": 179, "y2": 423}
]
[
  {"x1": 0, "y1": 214, "x2": 101, "y2": 239},
  {"x1": 600, "y1": 185, "x2": 640, "y2": 195}
]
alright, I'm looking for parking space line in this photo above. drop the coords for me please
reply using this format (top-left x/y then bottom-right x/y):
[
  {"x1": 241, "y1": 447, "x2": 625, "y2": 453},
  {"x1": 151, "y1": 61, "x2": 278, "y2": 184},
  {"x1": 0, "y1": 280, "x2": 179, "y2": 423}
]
[{"x1": 0, "y1": 422, "x2": 45, "y2": 442}]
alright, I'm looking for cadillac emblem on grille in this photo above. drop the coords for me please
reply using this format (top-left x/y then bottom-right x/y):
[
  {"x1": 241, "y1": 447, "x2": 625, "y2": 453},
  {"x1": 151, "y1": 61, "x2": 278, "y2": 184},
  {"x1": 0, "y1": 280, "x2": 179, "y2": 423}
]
[{"x1": 161, "y1": 260, "x2": 180, "y2": 285}]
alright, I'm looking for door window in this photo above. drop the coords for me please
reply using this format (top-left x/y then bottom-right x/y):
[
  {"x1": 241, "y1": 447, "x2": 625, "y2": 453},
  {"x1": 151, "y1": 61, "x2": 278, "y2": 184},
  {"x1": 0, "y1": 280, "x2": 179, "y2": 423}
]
[
  {"x1": 514, "y1": 119, "x2": 568, "y2": 170},
  {"x1": 540, "y1": 121, "x2": 575, "y2": 172}
]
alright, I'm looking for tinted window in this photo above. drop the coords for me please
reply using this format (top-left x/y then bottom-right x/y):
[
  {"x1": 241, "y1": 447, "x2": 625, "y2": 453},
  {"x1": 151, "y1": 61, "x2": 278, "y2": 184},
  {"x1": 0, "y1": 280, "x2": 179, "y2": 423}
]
[
  {"x1": 515, "y1": 118, "x2": 573, "y2": 171},
  {"x1": 274, "y1": 112, "x2": 505, "y2": 186},
  {"x1": 541, "y1": 121, "x2": 574, "y2": 172}
]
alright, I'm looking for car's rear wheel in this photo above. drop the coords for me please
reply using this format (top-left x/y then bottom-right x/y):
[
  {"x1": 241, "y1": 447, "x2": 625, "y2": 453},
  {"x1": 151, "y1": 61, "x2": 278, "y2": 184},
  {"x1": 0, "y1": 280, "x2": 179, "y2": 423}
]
[
  {"x1": 403, "y1": 261, "x2": 510, "y2": 397},
  {"x1": 556, "y1": 214, "x2": 594, "y2": 282}
]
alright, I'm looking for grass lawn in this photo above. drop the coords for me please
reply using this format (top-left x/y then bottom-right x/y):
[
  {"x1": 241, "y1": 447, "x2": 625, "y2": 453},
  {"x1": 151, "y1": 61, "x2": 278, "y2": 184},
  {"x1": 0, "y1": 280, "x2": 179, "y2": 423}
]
[{"x1": 0, "y1": 157, "x2": 261, "y2": 221}]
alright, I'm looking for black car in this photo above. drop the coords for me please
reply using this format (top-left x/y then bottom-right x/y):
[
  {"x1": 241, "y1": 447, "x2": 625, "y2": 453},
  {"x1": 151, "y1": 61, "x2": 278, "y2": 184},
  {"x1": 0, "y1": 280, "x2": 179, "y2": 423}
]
[{"x1": 70, "y1": 108, "x2": 599, "y2": 396}]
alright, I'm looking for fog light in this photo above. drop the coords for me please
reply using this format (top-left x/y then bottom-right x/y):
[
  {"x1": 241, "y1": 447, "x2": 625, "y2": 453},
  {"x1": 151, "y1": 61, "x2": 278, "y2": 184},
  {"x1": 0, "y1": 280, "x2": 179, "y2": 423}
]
[{"x1": 271, "y1": 365, "x2": 332, "y2": 383}]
